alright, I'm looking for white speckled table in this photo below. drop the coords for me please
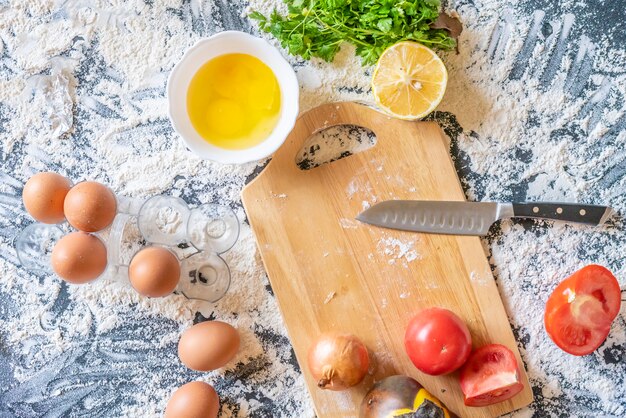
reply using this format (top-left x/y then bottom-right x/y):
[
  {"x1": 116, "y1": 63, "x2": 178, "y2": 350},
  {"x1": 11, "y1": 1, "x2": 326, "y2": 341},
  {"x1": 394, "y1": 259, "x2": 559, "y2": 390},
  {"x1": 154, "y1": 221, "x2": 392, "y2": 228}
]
[{"x1": 0, "y1": 1, "x2": 625, "y2": 417}]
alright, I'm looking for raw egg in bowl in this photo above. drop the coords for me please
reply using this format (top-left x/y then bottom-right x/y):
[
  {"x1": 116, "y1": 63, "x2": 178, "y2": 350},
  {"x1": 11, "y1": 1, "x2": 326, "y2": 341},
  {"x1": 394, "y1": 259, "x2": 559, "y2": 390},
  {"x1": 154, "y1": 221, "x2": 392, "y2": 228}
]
[{"x1": 167, "y1": 31, "x2": 299, "y2": 164}]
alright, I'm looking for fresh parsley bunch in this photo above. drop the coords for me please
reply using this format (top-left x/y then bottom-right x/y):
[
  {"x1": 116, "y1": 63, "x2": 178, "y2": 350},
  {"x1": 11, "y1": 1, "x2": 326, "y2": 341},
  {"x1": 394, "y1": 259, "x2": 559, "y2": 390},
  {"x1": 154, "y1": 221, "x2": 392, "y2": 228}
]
[{"x1": 250, "y1": 0, "x2": 455, "y2": 66}]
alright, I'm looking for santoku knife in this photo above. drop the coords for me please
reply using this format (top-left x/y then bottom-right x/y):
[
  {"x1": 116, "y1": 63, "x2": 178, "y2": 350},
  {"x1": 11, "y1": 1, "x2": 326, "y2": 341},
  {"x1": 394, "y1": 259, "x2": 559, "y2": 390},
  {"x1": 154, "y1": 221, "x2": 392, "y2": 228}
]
[{"x1": 356, "y1": 201, "x2": 615, "y2": 236}]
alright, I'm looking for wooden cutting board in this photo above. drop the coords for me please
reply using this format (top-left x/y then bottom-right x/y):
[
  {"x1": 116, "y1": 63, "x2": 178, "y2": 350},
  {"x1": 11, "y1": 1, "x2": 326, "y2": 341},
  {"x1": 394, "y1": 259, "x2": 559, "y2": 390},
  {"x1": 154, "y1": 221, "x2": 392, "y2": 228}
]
[{"x1": 241, "y1": 102, "x2": 533, "y2": 417}]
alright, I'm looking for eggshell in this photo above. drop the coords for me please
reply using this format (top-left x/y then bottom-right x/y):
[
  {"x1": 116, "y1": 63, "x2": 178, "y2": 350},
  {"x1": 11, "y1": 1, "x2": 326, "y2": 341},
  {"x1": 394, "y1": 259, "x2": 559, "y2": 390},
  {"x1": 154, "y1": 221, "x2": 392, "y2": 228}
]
[
  {"x1": 178, "y1": 321, "x2": 240, "y2": 371},
  {"x1": 22, "y1": 172, "x2": 72, "y2": 224},
  {"x1": 164, "y1": 381, "x2": 219, "y2": 418},
  {"x1": 64, "y1": 181, "x2": 117, "y2": 232},
  {"x1": 51, "y1": 232, "x2": 107, "y2": 284},
  {"x1": 128, "y1": 246, "x2": 180, "y2": 297}
]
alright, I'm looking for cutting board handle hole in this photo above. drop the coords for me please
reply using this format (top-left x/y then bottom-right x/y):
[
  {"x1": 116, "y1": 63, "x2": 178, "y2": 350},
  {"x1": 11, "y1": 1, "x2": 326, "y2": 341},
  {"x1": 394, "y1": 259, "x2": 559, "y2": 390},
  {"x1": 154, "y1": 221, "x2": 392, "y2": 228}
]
[{"x1": 295, "y1": 125, "x2": 377, "y2": 170}]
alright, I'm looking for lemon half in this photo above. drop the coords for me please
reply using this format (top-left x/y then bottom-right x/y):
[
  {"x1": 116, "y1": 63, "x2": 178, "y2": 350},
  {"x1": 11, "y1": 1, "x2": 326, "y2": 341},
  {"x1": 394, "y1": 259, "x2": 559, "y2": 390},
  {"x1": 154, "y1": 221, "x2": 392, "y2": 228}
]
[{"x1": 372, "y1": 42, "x2": 448, "y2": 120}]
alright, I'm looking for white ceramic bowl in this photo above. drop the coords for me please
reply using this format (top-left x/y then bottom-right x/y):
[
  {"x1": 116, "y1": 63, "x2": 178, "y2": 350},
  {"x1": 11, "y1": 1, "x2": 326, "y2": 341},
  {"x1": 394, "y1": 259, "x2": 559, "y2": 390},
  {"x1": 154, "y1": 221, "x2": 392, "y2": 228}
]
[{"x1": 167, "y1": 31, "x2": 299, "y2": 164}]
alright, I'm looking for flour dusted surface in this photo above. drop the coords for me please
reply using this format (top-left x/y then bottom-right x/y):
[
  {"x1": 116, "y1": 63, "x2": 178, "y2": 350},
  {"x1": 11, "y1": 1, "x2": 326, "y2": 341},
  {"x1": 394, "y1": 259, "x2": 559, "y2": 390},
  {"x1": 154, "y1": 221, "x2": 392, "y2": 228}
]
[{"x1": 1, "y1": 0, "x2": 625, "y2": 417}]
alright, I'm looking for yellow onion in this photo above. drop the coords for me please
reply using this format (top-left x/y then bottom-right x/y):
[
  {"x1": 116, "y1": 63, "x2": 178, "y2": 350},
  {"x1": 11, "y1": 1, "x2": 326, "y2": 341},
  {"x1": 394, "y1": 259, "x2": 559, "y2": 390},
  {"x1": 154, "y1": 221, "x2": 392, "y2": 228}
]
[{"x1": 307, "y1": 332, "x2": 370, "y2": 391}]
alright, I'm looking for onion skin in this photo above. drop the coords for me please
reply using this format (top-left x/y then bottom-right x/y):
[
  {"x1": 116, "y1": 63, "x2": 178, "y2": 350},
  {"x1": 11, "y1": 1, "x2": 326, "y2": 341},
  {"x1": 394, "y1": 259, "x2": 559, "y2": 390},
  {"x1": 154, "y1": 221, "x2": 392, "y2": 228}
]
[{"x1": 307, "y1": 333, "x2": 370, "y2": 391}]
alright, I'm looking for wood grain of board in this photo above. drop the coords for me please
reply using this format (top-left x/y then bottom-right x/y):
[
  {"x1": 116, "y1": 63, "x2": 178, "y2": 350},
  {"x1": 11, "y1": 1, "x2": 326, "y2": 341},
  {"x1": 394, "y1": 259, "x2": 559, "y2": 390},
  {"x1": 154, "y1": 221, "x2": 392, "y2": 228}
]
[{"x1": 241, "y1": 102, "x2": 533, "y2": 417}]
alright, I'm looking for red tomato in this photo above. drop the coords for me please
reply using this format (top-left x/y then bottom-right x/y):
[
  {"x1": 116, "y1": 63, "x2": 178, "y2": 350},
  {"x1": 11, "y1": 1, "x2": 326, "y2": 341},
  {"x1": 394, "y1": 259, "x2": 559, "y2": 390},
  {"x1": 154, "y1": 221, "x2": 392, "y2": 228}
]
[
  {"x1": 404, "y1": 307, "x2": 472, "y2": 375},
  {"x1": 544, "y1": 264, "x2": 621, "y2": 356},
  {"x1": 460, "y1": 344, "x2": 524, "y2": 407}
]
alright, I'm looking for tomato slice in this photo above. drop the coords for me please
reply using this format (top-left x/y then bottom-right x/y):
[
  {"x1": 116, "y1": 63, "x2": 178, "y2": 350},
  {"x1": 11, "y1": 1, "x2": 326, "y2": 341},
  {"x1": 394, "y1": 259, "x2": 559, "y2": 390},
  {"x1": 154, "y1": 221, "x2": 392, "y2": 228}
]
[
  {"x1": 459, "y1": 344, "x2": 524, "y2": 407},
  {"x1": 544, "y1": 264, "x2": 622, "y2": 356}
]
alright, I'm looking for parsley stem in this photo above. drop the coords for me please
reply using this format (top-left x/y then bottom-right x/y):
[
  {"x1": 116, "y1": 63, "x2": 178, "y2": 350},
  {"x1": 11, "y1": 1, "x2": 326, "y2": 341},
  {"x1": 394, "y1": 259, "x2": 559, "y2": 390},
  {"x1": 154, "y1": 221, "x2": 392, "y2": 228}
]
[
  {"x1": 310, "y1": 9, "x2": 370, "y2": 48},
  {"x1": 286, "y1": 7, "x2": 310, "y2": 38}
]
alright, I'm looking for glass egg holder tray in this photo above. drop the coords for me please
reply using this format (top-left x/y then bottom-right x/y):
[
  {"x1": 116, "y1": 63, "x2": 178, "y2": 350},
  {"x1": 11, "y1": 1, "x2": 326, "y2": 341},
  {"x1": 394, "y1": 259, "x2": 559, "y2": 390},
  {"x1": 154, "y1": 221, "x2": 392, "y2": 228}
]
[{"x1": 15, "y1": 194, "x2": 240, "y2": 303}]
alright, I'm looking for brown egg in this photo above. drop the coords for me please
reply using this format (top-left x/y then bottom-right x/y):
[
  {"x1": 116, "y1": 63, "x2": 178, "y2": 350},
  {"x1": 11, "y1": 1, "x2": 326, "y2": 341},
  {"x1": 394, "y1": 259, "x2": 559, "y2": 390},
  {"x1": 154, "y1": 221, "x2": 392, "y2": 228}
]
[
  {"x1": 178, "y1": 321, "x2": 240, "y2": 371},
  {"x1": 64, "y1": 181, "x2": 117, "y2": 232},
  {"x1": 128, "y1": 246, "x2": 180, "y2": 297},
  {"x1": 51, "y1": 232, "x2": 107, "y2": 284},
  {"x1": 22, "y1": 172, "x2": 72, "y2": 224},
  {"x1": 164, "y1": 381, "x2": 219, "y2": 418}
]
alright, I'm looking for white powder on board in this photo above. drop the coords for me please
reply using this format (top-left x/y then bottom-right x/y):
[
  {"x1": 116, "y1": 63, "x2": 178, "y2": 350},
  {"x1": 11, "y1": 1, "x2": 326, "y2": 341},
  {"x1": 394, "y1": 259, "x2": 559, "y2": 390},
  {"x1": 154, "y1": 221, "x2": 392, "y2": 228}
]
[
  {"x1": 377, "y1": 237, "x2": 421, "y2": 263},
  {"x1": 0, "y1": 0, "x2": 624, "y2": 417},
  {"x1": 469, "y1": 271, "x2": 489, "y2": 287},
  {"x1": 339, "y1": 218, "x2": 359, "y2": 229}
]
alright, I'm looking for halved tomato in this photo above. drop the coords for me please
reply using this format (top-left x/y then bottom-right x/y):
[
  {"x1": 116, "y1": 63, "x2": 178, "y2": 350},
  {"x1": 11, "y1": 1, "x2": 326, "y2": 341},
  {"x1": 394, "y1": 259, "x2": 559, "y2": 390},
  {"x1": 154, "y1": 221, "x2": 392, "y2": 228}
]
[
  {"x1": 459, "y1": 344, "x2": 524, "y2": 407},
  {"x1": 544, "y1": 264, "x2": 621, "y2": 356}
]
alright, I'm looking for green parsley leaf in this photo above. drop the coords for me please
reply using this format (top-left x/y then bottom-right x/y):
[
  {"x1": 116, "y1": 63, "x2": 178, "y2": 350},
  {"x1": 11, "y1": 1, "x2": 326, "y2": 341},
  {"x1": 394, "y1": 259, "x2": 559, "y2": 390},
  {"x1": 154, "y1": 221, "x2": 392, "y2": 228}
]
[
  {"x1": 376, "y1": 18, "x2": 393, "y2": 33},
  {"x1": 249, "y1": 0, "x2": 460, "y2": 65}
]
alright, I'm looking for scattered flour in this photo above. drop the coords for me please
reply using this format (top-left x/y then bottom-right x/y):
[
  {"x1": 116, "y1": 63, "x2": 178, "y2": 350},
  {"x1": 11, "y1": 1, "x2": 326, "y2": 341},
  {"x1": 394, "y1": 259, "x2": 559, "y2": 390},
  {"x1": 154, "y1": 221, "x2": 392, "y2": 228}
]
[
  {"x1": 155, "y1": 206, "x2": 184, "y2": 235},
  {"x1": 0, "y1": 0, "x2": 624, "y2": 416},
  {"x1": 492, "y1": 221, "x2": 626, "y2": 417},
  {"x1": 269, "y1": 191, "x2": 287, "y2": 198},
  {"x1": 469, "y1": 271, "x2": 490, "y2": 287},
  {"x1": 377, "y1": 237, "x2": 421, "y2": 264},
  {"x1": 339, "y1": 218, "x2": 359, "y2": 229}
]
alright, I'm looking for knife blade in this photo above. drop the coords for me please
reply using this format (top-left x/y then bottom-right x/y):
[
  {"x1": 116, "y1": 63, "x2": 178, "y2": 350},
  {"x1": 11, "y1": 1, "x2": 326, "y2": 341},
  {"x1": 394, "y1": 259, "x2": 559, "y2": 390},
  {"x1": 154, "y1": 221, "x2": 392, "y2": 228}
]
[{"x1": 356, "y1": 201, "x2": 615, "y2": 236}]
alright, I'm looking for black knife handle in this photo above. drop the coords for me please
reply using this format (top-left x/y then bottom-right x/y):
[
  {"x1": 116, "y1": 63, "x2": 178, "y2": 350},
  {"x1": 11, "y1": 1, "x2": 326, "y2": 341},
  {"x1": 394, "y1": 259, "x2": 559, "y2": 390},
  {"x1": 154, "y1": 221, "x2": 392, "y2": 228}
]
[{"x1": 512, "y1": 202, "x2": 610, "y2": 225}]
